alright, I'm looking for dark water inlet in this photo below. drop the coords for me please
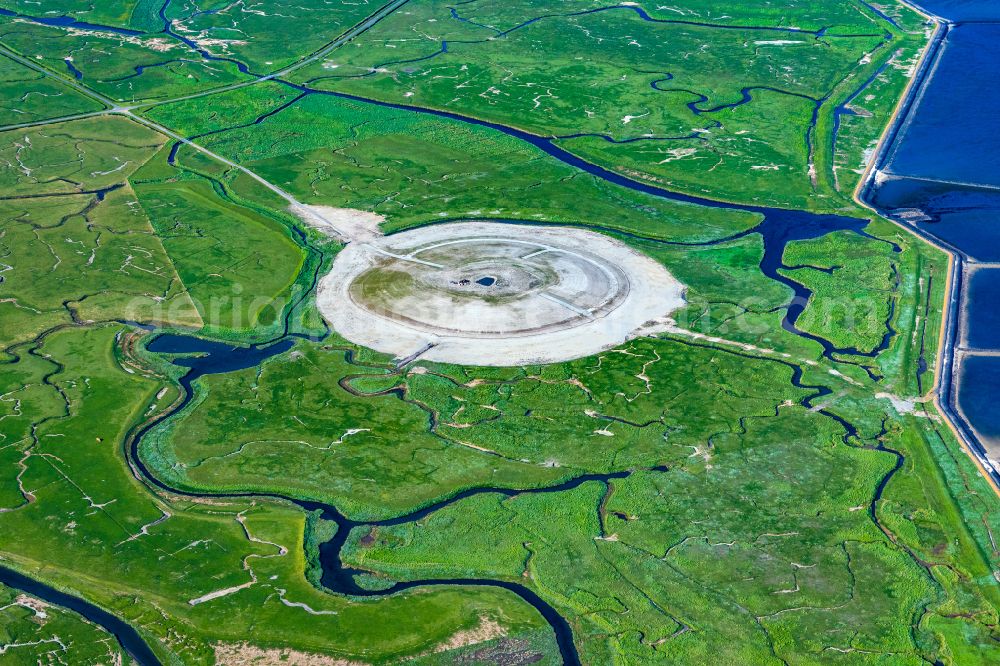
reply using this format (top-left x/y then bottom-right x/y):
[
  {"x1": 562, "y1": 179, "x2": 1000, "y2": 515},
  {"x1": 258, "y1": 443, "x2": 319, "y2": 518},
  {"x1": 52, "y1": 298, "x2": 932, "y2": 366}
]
[
  {"x1": 0, "y1": 564, "x2": 163, "y2": 665},
  {"x1": 145, "y1": 334, "x2": 295, "y2": 380},
  {"x1": 63, "y1": 58, "x2": 83, "y2": 80},
  {"x1": 0, "y1": 8, "x2": 143, "y2": 35}
]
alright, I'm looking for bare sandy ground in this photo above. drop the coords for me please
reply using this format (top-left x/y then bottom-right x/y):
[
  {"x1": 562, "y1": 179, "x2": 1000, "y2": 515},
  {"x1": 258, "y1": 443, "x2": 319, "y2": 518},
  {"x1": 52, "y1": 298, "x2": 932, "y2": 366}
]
[
  {"x1": 316, "y1": 221, "x2": 686, "y2": 366},
  {"x1": 291, "y1": 204, "x2": 385, "y2": 242},
  {"x1": 214, "y1": 642, "x2": 365, "y2": 666}
]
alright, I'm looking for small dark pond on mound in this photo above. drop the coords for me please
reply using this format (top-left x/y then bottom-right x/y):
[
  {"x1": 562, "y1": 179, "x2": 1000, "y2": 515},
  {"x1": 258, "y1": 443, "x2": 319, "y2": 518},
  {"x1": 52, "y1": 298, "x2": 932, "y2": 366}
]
[{"x1": 476, "y1": 276, "x2": 496, "y2": 286}]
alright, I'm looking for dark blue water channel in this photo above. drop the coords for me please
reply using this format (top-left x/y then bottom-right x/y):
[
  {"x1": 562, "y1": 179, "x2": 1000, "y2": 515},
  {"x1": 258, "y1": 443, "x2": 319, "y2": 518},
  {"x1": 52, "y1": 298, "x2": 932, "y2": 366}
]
[
  {"x1": 863, "y1": 2, "x2": 1000, "y2": 451},
  {"x1": 0, "y1": 565, "x2": 162, "y2": 665},
  {"x1": 0, "y1": 8, "x2": 142, "y2": 35},
  {"x1": 130, "y1": 329, "x2": 615, "y2": 665}
]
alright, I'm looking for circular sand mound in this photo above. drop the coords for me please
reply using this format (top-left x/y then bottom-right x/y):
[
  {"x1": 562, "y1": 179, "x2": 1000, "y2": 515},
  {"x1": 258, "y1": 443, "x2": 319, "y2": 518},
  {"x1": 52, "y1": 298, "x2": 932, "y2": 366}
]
[{"x1": 317, "y1": 222, "x2": 685, "y2": 366}]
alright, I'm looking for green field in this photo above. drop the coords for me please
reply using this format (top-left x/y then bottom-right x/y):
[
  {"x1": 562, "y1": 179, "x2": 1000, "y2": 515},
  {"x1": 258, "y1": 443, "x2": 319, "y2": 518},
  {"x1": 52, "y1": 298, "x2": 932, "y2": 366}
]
[
  {"x1": 287, "y1": 0, "x2": 929, "y2": 211},
  {"x1": 1, "y1": 1, "x2": 998, "y2": 665},
  {"x1": 146, "y1": 84, "x2": 764, "y2": 241},
  {"x1": 132, "y1": 177, "x2": 305, "y2": 334},
  {"x1": 0, "y1": 51, "x2": 103, "y2": 126}
]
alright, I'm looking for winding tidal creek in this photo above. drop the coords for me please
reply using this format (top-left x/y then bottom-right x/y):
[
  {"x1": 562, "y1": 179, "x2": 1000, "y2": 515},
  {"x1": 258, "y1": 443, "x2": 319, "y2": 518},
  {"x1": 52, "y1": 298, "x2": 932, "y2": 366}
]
[{"x1": 3, "y1": 1, "x2": 996, "y2": 662}]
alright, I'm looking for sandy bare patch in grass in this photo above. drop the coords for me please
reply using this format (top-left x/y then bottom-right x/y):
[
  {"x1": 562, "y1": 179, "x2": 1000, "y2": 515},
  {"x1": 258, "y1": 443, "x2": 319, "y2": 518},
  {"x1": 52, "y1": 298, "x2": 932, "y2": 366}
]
[
  {"x1": 214, "y1": 642, "x2": 367, "y2": 666},
  {"x1": 291, "y1": 205, "x2": 385, "y2": 242},
  {"x1": 13, "y1": 594, "x2": 50, "y2": 620},
  {"x1": 432, "y1": 615, "x2": 507, "y2": 653}
]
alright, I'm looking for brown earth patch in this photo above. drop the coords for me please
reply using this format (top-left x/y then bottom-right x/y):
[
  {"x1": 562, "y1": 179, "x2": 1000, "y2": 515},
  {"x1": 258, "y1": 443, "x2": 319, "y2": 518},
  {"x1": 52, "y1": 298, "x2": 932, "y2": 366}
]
[{"x1": 214, "y1": 642, "x2": 367, "y2": 666}]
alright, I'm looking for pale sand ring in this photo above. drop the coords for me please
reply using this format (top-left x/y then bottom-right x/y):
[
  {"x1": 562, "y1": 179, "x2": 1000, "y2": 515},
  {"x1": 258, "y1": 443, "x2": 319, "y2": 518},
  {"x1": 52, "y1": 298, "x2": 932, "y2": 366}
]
[{"x1": 316, "y1": 221, "x2": 686, "y2": 366}]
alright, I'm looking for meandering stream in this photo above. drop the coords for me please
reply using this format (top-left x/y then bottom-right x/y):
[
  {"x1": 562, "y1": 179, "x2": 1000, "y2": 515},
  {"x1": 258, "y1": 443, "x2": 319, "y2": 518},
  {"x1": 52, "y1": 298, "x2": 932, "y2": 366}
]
[
  {"x1": 122, "y1": 199, "x2": 885, "y2": 665},
  {"x1": 0, "y1": 1, "x2": 964, "y2": 663}
]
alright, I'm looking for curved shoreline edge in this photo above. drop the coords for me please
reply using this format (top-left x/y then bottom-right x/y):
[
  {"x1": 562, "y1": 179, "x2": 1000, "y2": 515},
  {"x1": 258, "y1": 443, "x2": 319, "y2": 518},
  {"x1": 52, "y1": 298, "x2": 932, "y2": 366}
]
[{"x1": 853, "y1": 2, "x2": 1000, "y2": 496}]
